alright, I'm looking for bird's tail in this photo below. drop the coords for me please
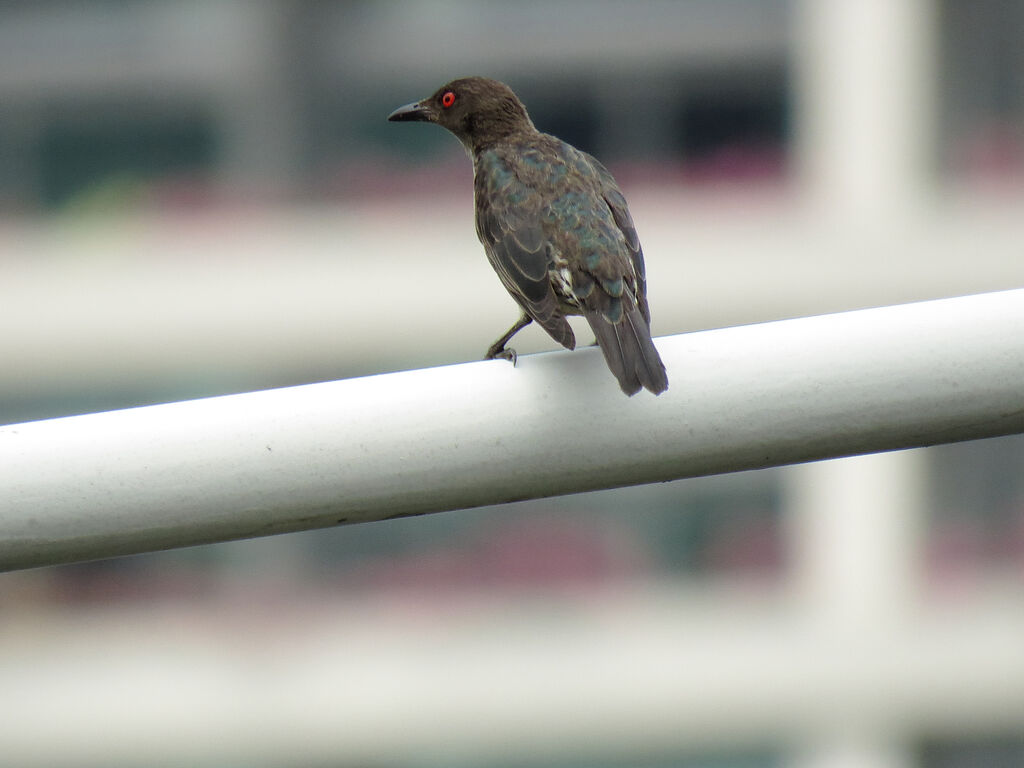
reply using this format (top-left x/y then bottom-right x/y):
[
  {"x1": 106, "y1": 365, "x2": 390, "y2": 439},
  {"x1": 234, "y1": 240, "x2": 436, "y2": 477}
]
[{"x1": 586, "y1": 306, "x2": 668, "y2": 396}]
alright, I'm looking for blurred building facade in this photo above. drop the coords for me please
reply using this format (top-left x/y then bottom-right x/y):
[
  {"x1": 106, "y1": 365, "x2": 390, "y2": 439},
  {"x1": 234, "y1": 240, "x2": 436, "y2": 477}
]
[
  {"x1": 1, "y1": 2, "x2": 1023, "y2": 768},
  {"x1": 0, "y1": 1, "x2": 1022, "y2": 212}
]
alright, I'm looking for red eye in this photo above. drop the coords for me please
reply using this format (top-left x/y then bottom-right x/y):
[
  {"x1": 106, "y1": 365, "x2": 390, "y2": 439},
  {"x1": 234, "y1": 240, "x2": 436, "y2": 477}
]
[{"x1": 441, "y1": 91, "x2": 456, "y2": 109}]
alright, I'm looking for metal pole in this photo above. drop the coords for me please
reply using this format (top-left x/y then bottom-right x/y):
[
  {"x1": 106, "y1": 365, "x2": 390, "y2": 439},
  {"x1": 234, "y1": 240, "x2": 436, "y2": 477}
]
[{"x1": 2, "y1": 289, "x2": 1023, "y2": 571}]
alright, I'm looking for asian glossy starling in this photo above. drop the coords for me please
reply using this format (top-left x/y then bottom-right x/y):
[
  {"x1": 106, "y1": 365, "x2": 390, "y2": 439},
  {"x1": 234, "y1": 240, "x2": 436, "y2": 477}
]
[{"x1": 388, "y1": 77, "x2": 668, "y2": 396}]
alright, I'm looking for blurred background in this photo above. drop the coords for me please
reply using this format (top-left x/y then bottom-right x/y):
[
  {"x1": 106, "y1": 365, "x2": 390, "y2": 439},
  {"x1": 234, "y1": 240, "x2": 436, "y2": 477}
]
[{"x1": 2, "y1": 1, "x2": 1024, "y2": 766}]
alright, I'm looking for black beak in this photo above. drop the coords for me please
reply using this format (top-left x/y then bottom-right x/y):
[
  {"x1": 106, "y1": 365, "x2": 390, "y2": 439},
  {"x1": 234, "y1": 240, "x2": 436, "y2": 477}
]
[{"x1": 387, "y1": 100, "x2": 435, "y2": 123}]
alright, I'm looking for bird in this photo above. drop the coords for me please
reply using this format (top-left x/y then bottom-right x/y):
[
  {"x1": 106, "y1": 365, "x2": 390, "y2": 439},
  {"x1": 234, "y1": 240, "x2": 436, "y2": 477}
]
[{"x1": 388, "y1": 76, "x2": 668, "y2": 396}]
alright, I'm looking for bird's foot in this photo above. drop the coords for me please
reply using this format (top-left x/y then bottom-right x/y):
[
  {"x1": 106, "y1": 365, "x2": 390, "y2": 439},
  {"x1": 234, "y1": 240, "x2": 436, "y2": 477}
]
[{"x1": 485, "y1": 345, "x2": 518, "y2": 366}]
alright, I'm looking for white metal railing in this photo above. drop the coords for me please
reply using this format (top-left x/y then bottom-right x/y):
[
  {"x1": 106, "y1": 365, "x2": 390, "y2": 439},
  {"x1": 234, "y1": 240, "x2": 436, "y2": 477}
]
[{"x1": 2, "y1": 288, "x2": 1023, "y2": 572}]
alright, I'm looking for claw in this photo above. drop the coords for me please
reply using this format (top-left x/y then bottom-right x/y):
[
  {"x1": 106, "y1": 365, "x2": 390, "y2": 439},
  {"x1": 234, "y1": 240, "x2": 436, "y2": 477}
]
[
  {"x1": 484, "y1": 313, "x2": 531, "y2": 368},
  {"x1": 485, "y1": 346, "x2": 518, "y2": 366}
]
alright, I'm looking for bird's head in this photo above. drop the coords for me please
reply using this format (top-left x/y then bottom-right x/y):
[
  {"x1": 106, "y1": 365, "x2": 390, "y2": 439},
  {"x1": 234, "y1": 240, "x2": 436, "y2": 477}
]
[{"x1": 388, "y1": 77, "x2": 535, "y2": 151}]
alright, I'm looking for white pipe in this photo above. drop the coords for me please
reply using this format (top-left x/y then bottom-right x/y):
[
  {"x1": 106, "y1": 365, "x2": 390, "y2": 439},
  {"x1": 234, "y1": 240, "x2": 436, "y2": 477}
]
[{"x1": 2, "y1": 289, "x2": 1023, "y2": 571}]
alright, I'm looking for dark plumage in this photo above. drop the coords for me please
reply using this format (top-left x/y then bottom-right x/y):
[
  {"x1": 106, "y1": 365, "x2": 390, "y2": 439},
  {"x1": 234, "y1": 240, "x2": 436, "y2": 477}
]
[{"x1": 388, "y1": 77, "x2": 668, "y2": 396}]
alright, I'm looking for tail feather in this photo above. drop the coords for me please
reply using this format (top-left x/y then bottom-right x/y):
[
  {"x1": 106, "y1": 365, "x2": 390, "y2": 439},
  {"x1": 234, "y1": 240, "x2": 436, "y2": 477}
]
[
  {"x1": 586, "y1": 306, "x2": 668, "y2": 396},
  {"x1": 623, "y1": 306, "x2": 669, "y2": 395},
  {"x1": 589, "y1": 312, "x2": 640, "y2": 395}
]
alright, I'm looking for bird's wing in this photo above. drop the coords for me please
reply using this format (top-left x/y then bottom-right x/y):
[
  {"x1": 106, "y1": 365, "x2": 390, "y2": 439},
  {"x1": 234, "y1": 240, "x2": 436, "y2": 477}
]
[
  {"x1": 558, "y1": 148, "x2": 666, "y2": 395},
  {"x1": 474, "y1": 153, "x2": 575, "y2": 350},
  {"x1": 579, "y1": 152, "x2": 651, "y2": 324}
]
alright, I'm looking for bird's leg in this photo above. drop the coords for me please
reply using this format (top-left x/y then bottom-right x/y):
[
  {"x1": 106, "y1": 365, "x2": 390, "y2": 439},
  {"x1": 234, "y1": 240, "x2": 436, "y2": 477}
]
[{"x1": 485, "y1": 312, "x2": 533, "y2": 365}]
